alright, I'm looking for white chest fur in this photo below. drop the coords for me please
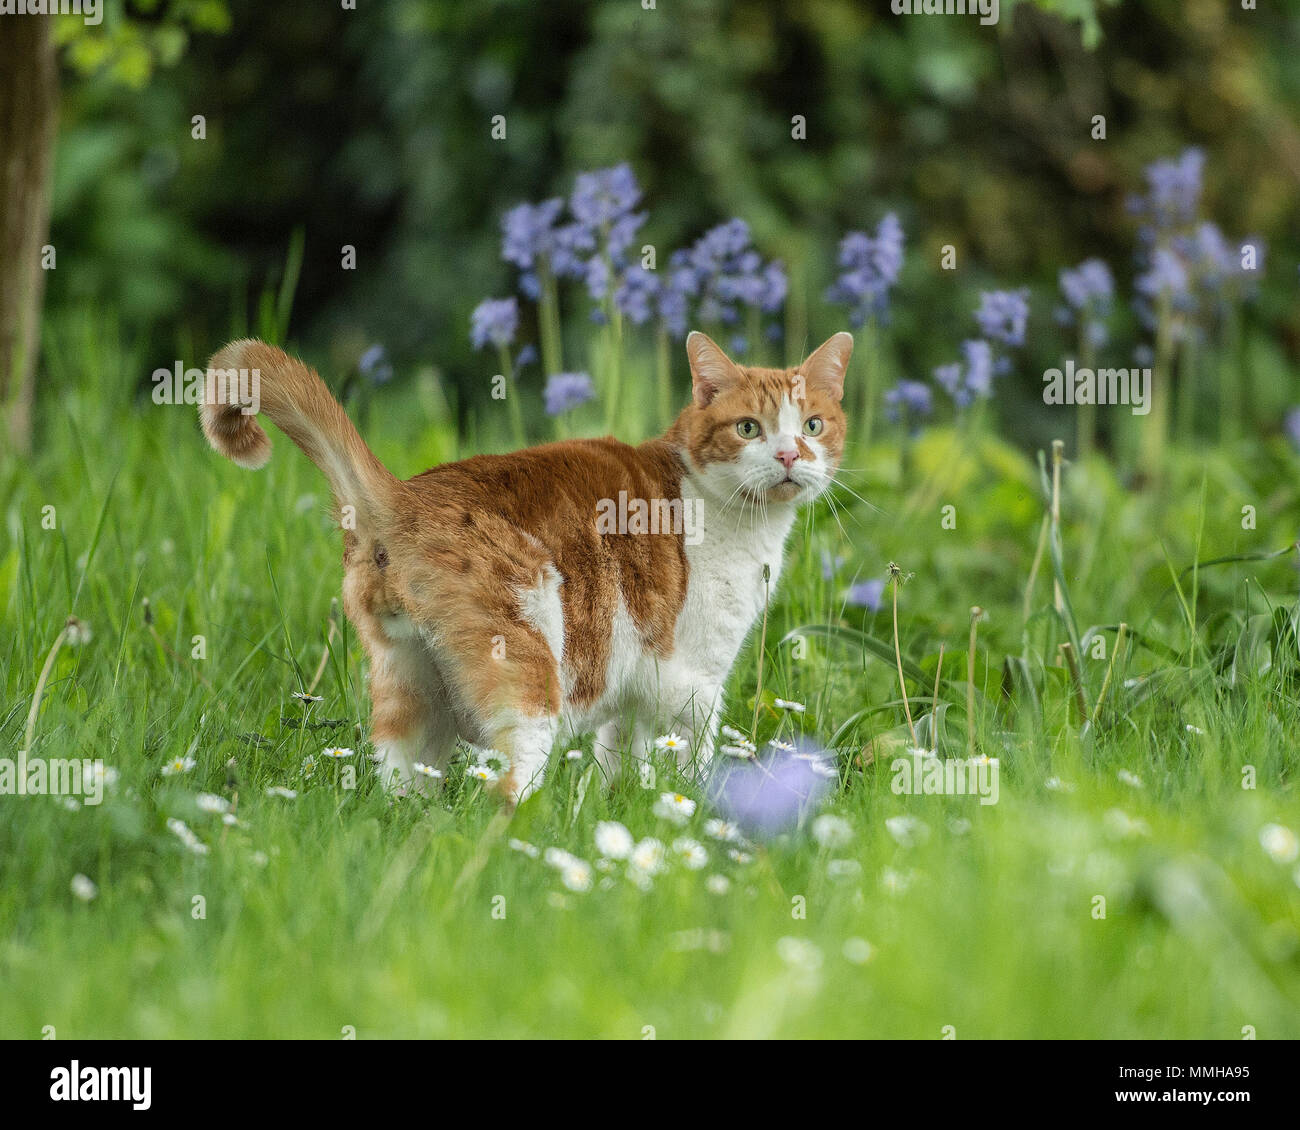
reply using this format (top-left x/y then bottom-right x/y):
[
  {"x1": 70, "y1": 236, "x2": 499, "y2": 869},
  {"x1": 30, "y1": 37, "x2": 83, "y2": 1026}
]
[{"x1": 674, "y1": 477, "x2": 797, "y2": 682}]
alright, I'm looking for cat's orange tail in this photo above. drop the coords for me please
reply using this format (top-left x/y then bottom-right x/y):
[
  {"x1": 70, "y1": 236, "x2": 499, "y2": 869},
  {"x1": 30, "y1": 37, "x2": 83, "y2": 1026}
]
[{"x1": 201, "y1": 338, "x2": 396, "y2": 514}]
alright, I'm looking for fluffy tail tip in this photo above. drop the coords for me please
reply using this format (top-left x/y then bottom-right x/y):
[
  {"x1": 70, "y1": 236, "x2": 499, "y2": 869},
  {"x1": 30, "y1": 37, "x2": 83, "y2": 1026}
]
[{"x1": 201, "y1": 338, "x2": 272, "y2": 470}]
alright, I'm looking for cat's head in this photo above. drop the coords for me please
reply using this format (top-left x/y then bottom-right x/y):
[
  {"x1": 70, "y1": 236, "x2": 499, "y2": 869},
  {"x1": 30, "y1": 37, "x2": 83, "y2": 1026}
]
[{"x1": 670, "y1": 331, "x2": 852, "y2": 509}]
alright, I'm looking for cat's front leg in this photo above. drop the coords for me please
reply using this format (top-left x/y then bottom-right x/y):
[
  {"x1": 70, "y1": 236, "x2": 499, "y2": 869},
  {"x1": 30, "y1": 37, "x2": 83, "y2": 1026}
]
[{"x1": 655, "y1": 678, "x2": 724, "y2": 781}]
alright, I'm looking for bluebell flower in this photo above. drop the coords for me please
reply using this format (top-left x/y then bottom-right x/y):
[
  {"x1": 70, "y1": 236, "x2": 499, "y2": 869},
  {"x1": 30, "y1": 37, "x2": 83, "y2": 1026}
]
[
  {"x1": 820, "y1": 550, "x2": 844, "y2": 581},
  {"x1": 846, "y1": 578, "x2": 885, "y2": 611},
  {"x1": 974, "y1": 289, "x2": 1030, "y2": 348},
  {"x1": 883, "y1": 379, "x2": 933, "y2": 425},
  {"x1": 729, "y1": 335, "x2": 748, "y2": 357},
  {"x1": 357, "y1": 344, "x2": 393, "y2": 385},
  {"x1": 614, "y1": 264, "x2": 660, "y2": 326},
  {"x1": 1286, "y1": 408, "x2": 1300, "y2": 452},
  {"x1": 500, "y1": 199, "x2": 565, "y2": 272},
  {"x1": 515, "y1": 344, "x2": 538, "y2": 368},
  {"x1": 544, "y1": 372, "x2": 595, "y2": 416},
  {"x1": 708, "y1": 741, "x2": 835, "y2": 840},
  {"x1": 469, "y1": 297, "x2": 519, "y2": 350},
  {"x1": 1058, "y1": 259, "x2": 1113, "y2": 350},
  {"x1": 826, "y1": 214, "x2": 905, "y2": 327}
]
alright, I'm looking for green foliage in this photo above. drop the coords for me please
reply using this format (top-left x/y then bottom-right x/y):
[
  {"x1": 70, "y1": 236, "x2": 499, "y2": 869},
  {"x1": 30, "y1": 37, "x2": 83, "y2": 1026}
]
[{"x1": 2, "y1": 317, "x2": 1298, "y2": 1037}]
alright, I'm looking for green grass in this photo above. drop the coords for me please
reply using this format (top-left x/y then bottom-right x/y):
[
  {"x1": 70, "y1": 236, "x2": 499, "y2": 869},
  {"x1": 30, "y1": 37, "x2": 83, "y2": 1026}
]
[{"x1": 2, "y1": 316, "x2": 1299, "y2": 1039}]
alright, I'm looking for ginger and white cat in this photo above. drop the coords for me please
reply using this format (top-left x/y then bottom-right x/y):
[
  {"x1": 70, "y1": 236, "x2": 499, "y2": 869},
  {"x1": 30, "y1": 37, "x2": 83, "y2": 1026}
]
[{"x1": 201, "y1": 330, "x2": 852, "y2": 804}]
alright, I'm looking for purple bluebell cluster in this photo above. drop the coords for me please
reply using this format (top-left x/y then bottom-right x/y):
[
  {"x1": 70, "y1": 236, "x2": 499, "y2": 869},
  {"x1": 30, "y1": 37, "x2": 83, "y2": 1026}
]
[
  {"x1": 884, "y1": 378, "x2": 933, "y2": 430},
  {"x1": 1128, "y1": 148, "x2": 1263, "y2": 334},
  {"x1": 826, "y1": 214, "x2": 905, "y2": 328},
  {"x1": 543, "y1": 371, "x2": 595, "y2": 416},
  {"x1": 357, "y1": 344, "x2": 393, "y2": 385},
  {"x1": 469, "y1": 297, "x2": 519, "y2": 350},
  {"x1": 935, "y1": 336, "x2": 998, "y2": 408},
  {"x1": 1285, "y1": 407, "x2": 1300, "y2": 453},
  {"x1": 845, "y1": 577, "x2": 885, "y2": 611},
  {"x1": 658, "y1": 218, "x2": 787, "y2": 347},
  {"x1": 975, "y1": 289, "x2": 1030, "y2": 348},
  {"x1": 1057, "y1": 258, "x2": 1114, "y2": 349},
  {"x1": 709, "y1": 740, "x2": 836, "y2": 839}
]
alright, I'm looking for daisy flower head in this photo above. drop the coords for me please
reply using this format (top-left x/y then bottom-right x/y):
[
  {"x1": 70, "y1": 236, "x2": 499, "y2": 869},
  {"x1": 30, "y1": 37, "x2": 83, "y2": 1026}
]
[
  {"x1": 768, "y1": 739, "x2": 797, "y2": 754},
  {"x1": 466, "y1": 764, "x2": 499, "y2": 783},
  {"x1": 508, "y1": 838, "x2": 540, "y2": 858},
  {"x1": 654, "y1": 791, "x2": 697, "y2": 825},
  {"x1": 719, "y1": 744, "x2": 758, "y2": 759},
  {"x1": 673, "y1": 837, "x2": 709, "y2": 870},
  {"x1": 322, "y1": 747, "x2": 354, "y2": 759},
  {"x1": 265, "y1": 786, "x2": 298, "y2": 799},
  {"x1": 811, "y1": 814, "x2": 854, "y2": 849},
  {"x1": 560, "y1": 860, "x2": 593, "y2": 893},
  {"x1": 565, "y1": 749, "x2": 584, "y2": 761},
  {"x1": 704, "y1": 818, "x2": 744, "y2": 844},
  {"x1": 1260, "y1": 823, "x2": 1299, "y2": 865},
  {"x1": 161, "y1": 756, "x2": 196, "y2": 777},
  {"x1": 71, "y1": 873, "x2": 98, "y2": 902},
  {"x1": 292, "y1": 691, "x2": 323, "y2": 704},
  {"x1": 629, "y1": 837, "x2": 666, "y2": 877},
  {"x1": 885, "y1": 815, "x2": 929, "y2": 847},
  {"x1": 1117, "y1": 769, "x2": 1144, "y2": 789},
  {"x1": 413, "y1": 762, "x2": 444, "y2": 779},
  {"x1": 705, "y1": 874, "x2": 732, "y2": 896},
  {"x1": 195, "y1": 792, "x2": 231, "y2": 815},
  {"x1": 594, "y1": 820, "x2": 635, "y2": 860},
  {"x1": 654, "y1": 732, "x2": 688, "y2": 753},
  {"x1": 773, "y1": 698, "x2": 806, "y2": 713}
]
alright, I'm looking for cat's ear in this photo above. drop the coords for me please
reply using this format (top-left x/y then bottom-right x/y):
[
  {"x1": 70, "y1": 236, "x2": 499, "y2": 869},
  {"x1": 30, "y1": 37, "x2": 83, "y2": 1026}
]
[
  {"x1": 799, "y1": 332, "x2": 854, "y2": 402},
  {"x1": 686, "y1": 331, "x2": 744, "y2": 407}
]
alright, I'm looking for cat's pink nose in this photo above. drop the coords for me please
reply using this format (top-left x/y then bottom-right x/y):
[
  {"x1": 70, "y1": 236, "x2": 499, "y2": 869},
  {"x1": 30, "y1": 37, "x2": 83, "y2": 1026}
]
[{"x1": 774, "y1": 447, "x2": 798, "y2": 470}]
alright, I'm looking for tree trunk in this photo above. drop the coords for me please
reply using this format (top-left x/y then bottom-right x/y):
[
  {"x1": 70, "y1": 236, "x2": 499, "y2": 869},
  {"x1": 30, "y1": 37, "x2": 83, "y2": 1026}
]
[{"x1": 0, "y1": 17, "x2": 58, "y2": 457}]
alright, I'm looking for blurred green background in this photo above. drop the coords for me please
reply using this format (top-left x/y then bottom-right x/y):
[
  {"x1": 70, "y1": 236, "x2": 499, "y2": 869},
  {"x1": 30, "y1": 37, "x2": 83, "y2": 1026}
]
[{"x1": 30, "y1": 0, "x2": 1299, "y2": 446}]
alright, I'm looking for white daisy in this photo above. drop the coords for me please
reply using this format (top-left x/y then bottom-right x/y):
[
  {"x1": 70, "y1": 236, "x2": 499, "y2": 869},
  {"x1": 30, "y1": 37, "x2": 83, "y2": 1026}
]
[
  {"x1": 1260, "y1": 824, "x2": 1299, "y2": 864},
  {"x1": 90, "y1": 764, "x2": 119, "y2": 789},
  {"x1": 507, "y1": 838, "x2": 539, "y2": 858},
  {"x1": 560, "y1": 861, "x2": 593, "y2": 892},
  {"x1": 776, "y1": 936, "x2": 823, "y2": 970},
  {"x1": 161, "y1": 756, "x2": 196, "y2": 777},
  {"x1": 1185, "y1": 724, "x2": 1206, "y2": 735},
  {"x1": 885, "y1": 815, "x2": 929, "y2": 847},
  {"x1": 565, "y1": 749, "x2": 584, "y2": 761},
  {"x1": 629, "y1": 837, "x2": 666, "y2": 876},
  {"x1": 653, "y1": 792, "x2": 697, "y2": 825},
  {"x1": 842, "y1": 937, "x2": 874, "y2": 965},
  {"x1": 300, "y1": 755, "x2": 317, "y2": 778},
  {"x1": 195, "y1": 793, "x2": 231, "y2": 815},
  {"x1": 719, "y1": 744, "x2": 757, "y2": 759},
  {"x1": 321, "y1": 746, "x2": 354, "y2": 759},
  {"x1": 672, "y1": 837, "x2": 709, "y2": 870},
  {"x1": 811, "y1": 814, "x2": 854, "y2": 849},
  {"x1": 704, "y1": 818, "x2": 743, "y2": 844},
  {"x1": 64, "y1": 618, "x2": 92, "y2": 647},
  {"x1": 412, "y1": 762, "x2": 443, "y2": 779},
  {"x1": 264, "y1": 786, "x2": 298, "y2": 799},
  {"x1": 544, "y1": 847, "x2": 581, "y2": 870},
  {"x1": 70, "y1": 873, "x2": 98, "y2": 902},
  {"x1": 1117, "y1": 769, "x2": 1144, "y2": 789},
  {"x1": 654, "y1": 732, "x2": 688, "y2": 753},
  {"x1": 466, "y1": 764, "x2": 499, "y2": 783},
  {"x1": 594, "y1": 820, "x2": 635, "y2": 860},
  {"x1": 720, "y1": 725, "x2": 750, "y2": 743},
  {"x1": 705, "y1": 874, "x2": 731, "y2": 896},
  {"x1": 292, "y1": 692, "x2": 323, "y2": 704},
  {"x1": 773, "y1": 698, "x2": 806, "y2": 713},
  {"x1": 880, "y1": 866, "x2": 911, "y2": 894},
  {"x1": 768, "y1": 739, "x2": 798, "y2": 753},
  {"x1": 221, "y1": 813, "x2": 239, "y2": 827},
  {"x1": 727, "y1": 848, "x2": 753, "y2": 865},
  {"x1": 166, "y1": 817, "x2": 208, "y2": 855}
]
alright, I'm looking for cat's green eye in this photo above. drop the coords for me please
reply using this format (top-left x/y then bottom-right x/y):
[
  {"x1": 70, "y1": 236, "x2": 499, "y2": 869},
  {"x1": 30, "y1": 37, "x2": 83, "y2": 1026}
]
[
  {"x1": 803, "y1": 416, "x2": 825, "y2": 437},
  {"x1": 736, "y1": 419, "x2": 762, "y2": 440}
]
